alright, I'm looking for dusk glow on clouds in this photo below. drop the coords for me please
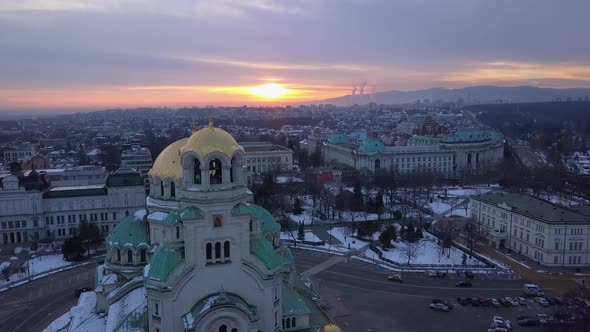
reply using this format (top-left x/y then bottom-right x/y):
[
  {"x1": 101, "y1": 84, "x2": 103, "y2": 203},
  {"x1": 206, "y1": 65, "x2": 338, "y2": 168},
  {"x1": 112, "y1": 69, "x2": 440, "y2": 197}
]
[{"x1": 0, "y1": 0, "x2": 589, "y2": 111}]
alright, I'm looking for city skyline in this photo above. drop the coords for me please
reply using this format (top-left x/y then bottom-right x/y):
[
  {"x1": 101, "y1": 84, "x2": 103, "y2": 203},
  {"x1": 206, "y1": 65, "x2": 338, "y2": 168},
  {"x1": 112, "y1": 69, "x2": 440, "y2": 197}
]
[{"x1": 1, "y1": 0, "x2": 590, "y2": 112}]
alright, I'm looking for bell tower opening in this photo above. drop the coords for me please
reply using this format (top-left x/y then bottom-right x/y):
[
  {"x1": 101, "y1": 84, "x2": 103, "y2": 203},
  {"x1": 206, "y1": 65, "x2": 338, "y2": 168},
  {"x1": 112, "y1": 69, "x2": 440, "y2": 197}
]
[
  {"x1": 193, "y1": 159, "x2": 201, "y2": 184},
  {"x1": 209, "y1": 159, "x2": 222, "y2": 184}
]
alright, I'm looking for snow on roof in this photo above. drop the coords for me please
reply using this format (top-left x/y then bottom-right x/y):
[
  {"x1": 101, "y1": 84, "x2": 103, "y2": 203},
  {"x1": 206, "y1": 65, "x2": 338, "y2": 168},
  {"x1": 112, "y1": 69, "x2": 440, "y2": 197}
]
[
  {"x1": 69, "y1": 291, "x2": 105, "y2": 332},
  {"x1": 104, "y1": 287, "x2": 146, "y2": 332},
  {"x1": 133, "y1": 209, "x2": 147, "y2": 219},
  {"x1": 148, "y1": 211, "x2": 168, "y2": 221}
]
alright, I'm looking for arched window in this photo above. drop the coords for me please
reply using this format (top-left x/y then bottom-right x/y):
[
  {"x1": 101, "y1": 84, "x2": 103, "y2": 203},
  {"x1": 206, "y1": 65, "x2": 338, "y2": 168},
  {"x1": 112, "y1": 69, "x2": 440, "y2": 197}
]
[
  {"x1": 140, "y1": 249, "x2": 146, "y2": 263},
  {"x1": 215, "y1": 242, "x2": 221, "y2": 259},
  {"x1": 209, "y1": 159, "x2": 222, "y2": 184},
  {"x1": 375, "y1": 159, "x2": 381, "y2": 171},
  {"x1": 231, "y1": 329, "x2": 237, "y2": 332},
  {"x1": 286, "y1": 318, "x2": 291, "y2": 328},
  {"x1": 467, "y1": 153, "x2": 472, "y2": 164},
  {"x1": 160, "y1": 181, "x2": 164, "y2": 196},
  {"x1": 193, "y1": 159, "x2": 201, "y2": 184},
  {"x1": 170, "y1": 182, "x2": 176, "y2": 197},
  {"x1": 282, "y1": 319, "x2": 285, "y2": 329},
  {"x1": 219, "y1": 325, "x2": 227, "y2": 332},
  {"x1": 230, "y1": 157, "x2": 236, "y2": 182},
  {"x1": 224, "y1": 241, "x2": 230, "y2": 259},
  {"x1": 291, "y1": 317, "x2": 296, "y2": 327},
  {"x1": 127, "y1": 250, "x2": 133, "y2": 264},
  {"x1": 116, "y1": 249, "x2": 121, "y2": 262},
  {"x1": 176, "y1": 225, "x2": 180, "y2": 239},
  {"x1": 206, "y1": 243, "x2": 212, "y2": 261}
]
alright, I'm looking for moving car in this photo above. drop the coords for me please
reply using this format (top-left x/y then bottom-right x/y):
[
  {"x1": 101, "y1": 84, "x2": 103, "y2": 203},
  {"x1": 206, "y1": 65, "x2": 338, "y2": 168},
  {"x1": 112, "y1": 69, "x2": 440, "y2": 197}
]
[
  {"x1": 74, "y1": 287, "x2": 92, "y2": 297},
  {"x1": 387, "y1": 274, "x2": 403, "y2": 282},
  {"x1": 456, "y1": 280, "x2": 472, "y2": 287},
  {"x1": 429, "y1": 303, "x2": 450, "y2": 312},
  {"x1": 523, "y1": 283, "x2": 544, "y2": 297}
]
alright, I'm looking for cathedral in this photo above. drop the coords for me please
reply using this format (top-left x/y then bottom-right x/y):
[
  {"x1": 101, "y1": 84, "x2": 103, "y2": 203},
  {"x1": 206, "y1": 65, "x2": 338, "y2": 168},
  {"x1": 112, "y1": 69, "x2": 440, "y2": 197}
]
[{"x1": 68, "y1": 120, "x2": 338, "y2": 332}]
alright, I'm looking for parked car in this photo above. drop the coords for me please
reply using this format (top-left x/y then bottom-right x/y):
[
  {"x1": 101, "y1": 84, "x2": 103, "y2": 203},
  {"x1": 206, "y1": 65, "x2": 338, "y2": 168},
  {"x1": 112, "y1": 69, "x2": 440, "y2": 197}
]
[
  {"x1": 432, "y1": 298, "x2": 454, "y2": 309},
  {"x1": 505, "y1": 297, "x2": 520, "y2": 306},
  {"x1": 457, "y1": 297, "x2": 469, "y2": 305},
  {"x1": 74, "y1": 287, "x2": 92, "y2": 297},
  {"x1": 429, "y1": 303, "x2": 450, "y2": 312},
  {"x1": 489, "y1": 298, "x2": 501, "y2": 307},
  {"x1": 456, "y1": 280, "x2": 472, "y2": 287},
  {"x1": 535, "y1": 297, "x2": 550, "y2": 306},
  {"x1": 465, "y1": 297, "x2": 478, "y2": 306},
  {"x1": 492, "y1": 316, "x2": 511, "y2": 330},
  {"x1": 478, "y1": 297, "x2": 491, "y2": 306},
  {"x1": 428, "y1": 271, "x2": 447, "y2": 278},
  {"x1": 515, "y1": 297, "x2": 528, "y2": 306},
  {"x1": 536, "y1": 313, "x2": 554, "y2": 324},
  {"x1": 387, "y1": 274, "x2": 403, "y2": 282},
  {"x1": 498, "y1": 297, "x2": 511, "y2": 307},
  {"x1": 518, "y1": 317, "x2": 540, "y2": 327}
]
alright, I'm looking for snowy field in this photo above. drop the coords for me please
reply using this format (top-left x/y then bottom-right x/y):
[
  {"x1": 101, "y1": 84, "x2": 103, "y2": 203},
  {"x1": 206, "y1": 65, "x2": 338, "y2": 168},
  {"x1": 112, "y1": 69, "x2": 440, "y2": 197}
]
[
  {"x1": 373, "y1": 232, "x2": 483, "y2": 266},
  {"x1": 276, "y1": 176, "x2": 304, "y2": 184},
  {"x1": 329, "y1": 227, "x2": 371, "y2": 250},
  {"x1": 280, "y1": 231, "x2": 321, "y2": 243},
  {"x1": 426, "y1": 201, "x2": 452, "y2": 214},
  {"x1": 445, "y1": 209, "x2": 469, "y2": 218},
  {"x1": 0, "y1": 254, "x2": 72, "y2": 286}
]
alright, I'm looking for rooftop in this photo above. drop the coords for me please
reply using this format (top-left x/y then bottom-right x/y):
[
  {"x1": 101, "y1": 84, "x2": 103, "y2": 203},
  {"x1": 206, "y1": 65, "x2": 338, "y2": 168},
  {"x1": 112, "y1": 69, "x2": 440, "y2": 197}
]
[{"x1": 473, "y1": 192, "x2": 590, "y2": 224}]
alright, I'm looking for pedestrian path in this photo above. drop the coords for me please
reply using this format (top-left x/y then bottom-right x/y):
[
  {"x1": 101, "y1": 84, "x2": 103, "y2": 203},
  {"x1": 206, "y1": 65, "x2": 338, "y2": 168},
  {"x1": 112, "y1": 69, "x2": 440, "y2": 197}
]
[{"x1": 300, "y1": 243, "x2": 371, "y2": 278}]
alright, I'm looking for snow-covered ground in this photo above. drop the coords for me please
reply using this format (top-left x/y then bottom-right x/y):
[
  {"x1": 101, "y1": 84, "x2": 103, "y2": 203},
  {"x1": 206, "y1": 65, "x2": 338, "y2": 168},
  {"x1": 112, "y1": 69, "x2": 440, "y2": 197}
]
[
  {"x1": 444, "y1": 187, "x2": 492, "y2": 197},
  {"x1": 373, "y1": 232, "x2": 483, "y2": 266},
  {"x1": 280, "y1": 231, "x2": 321, "y2": 243},
  {"x1": 0, "y1": 254, "x2": 72, "y2": 286},
  {"x1": 426, "y1": 201, "x2": 452, "y2": 214},
  {"x1": 445, "y1": 208, "x2": 469, "y2": 218},
  {"x1": 329, "y1": 227, "x2": 370, "y2": 250},
  {"x1": 276, "y1": 176, "x2": 304, "y2": 183}
]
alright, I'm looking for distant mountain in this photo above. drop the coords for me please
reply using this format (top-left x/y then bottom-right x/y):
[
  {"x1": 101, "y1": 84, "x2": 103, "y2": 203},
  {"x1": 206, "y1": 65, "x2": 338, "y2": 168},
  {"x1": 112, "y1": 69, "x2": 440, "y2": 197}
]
[{"x1": 308, "y1": 85, "x2": 590, "y2": 106}]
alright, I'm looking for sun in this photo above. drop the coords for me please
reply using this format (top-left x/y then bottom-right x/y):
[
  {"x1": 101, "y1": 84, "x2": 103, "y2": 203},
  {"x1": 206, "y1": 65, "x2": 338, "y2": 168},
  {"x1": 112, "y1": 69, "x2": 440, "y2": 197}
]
[{"x1": 248, "y1": 83, "x2": 291, "y2": 99}]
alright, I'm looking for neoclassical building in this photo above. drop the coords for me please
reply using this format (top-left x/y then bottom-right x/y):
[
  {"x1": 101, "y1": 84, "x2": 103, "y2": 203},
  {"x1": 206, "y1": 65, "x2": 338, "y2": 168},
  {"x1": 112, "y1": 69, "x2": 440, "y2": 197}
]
[
  {"x1": 69, "y1": 121, "x2": 327, "y2": 332},
  {"x1": 321, "y1": 128, "x2": 504, "y2": 178}
]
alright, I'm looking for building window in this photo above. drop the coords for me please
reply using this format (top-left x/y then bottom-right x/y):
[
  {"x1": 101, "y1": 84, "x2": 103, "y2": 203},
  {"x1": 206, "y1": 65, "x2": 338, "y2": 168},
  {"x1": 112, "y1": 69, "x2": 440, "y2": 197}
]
[
  {"x1": 291, "y1": 317, "x2": 296, "y2": 328},
  {"x1": 160, "y1": 181, "x2": 164, "y2": 196},
  {"x1": 140, "y1": 249, "x2": 146, "y2": 263},
  {"x1": 127, "y1": 250, "x2": 133, "y2": 264},
  {"x1": 224, "y1": 241, "x2": 230, "y2": 259},
  {"x1": 209, "y1": 159, "x2": 223, "y2": 184},
  {"x1": 206, "y1": 243, "x2": 212, "y2": 261},
  {"x1": 193, "y1": 159, "x2": 201, "y2": 184},
  {"x1": 170, "y1": 182, "x2": 176, "y2": 197},
  {"x1": 176, "y1": 225, "x2": 180, "y2": 239},
  {"x1": 113, "y1": 212, "x2": 117, "y2": 220},
  {"x1": 219, "y1": 325, "x2": 227, "y2": 332},
  {"x1": 117, "y1": 249, "x2": 121, "y2": 262},
  {"x1": 215, "y1": 242, "x2": 221, "y2": 259}
]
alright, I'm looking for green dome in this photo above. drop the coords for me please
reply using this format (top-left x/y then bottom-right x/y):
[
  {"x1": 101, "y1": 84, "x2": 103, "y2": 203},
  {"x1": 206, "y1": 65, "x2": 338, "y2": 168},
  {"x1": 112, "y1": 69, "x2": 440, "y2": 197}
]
[
  {"x1": 232, "y1": 203, "x2": 280, "y2": 235},
  {"x1": 359, "y1": 139, "x2": 384, "y2": 153},
  {"x1": 108, "y1": 210, "x2": 148, "y2": 247},
  {"x1": 327, "y1": 133, "x2": 349, "y2": 145}
]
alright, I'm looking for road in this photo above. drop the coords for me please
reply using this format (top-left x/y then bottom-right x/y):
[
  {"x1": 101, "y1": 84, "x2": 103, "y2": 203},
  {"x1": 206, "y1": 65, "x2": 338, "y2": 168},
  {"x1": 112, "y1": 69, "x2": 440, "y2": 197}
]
[
  {"x1": 0, "y1": 247, "x2": 548, "y2": 332},
  {"x1": 293, "y1": 249, "x2": 549, "y2": 332},
  {"x1": 0, "y1": 263, "x2": 95, "y2": 332}
]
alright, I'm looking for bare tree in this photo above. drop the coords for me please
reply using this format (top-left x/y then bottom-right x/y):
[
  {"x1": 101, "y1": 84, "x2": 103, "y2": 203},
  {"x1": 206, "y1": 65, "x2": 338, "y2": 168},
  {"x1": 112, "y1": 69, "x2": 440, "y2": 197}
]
[
  {"x1": 403, "y1": 241, "x2": 423, "y2": 265},
  {"x1": 463, "y1": 217, "x2": 488, "y2": 256},
  {"x1": 436, "y1": 219, "x2": 456, "y2": 258}
]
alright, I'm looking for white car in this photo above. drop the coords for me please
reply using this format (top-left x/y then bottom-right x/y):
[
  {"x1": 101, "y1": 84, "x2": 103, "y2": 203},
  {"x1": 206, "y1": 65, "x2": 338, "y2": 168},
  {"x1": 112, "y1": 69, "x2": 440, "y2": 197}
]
[
  {"x1": 505, "y1": 297, "x2": 519, "y2": 306},
  {"x1": 429, "y1": 303, "x2": 450, "y2": 312},
  {"x1": 492, "y1": 316, "x2": 511, "y2": 330},
  {"x1": 515, "y1": 297, "x2": 528, "y2": 305},
  {"x1": 535, "y1": 297, "x2": 550, "y2": 306}
]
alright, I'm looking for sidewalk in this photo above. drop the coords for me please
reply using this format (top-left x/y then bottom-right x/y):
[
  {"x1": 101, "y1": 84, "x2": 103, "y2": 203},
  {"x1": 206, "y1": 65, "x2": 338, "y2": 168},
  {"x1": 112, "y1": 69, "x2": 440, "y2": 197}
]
[{"x1": 467, "y1": 242, "x2": 579, "y2": 295}]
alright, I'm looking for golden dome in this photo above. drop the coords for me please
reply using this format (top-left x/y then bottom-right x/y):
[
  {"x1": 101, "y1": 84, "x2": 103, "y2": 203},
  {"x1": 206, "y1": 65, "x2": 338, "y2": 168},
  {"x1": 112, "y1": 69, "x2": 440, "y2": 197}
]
[
  {"x1": 180, "y1": 124, "x2": 244, "y2": 158},
  {"x1": 148, "y1": 138, "x2": 188, "y2": 180},
  {"x1": 148, "y1": 124, "x2": 244, "y2": 180},
  {"x1": 319, "y1": 323, "x2": 343, "y2": 332}
]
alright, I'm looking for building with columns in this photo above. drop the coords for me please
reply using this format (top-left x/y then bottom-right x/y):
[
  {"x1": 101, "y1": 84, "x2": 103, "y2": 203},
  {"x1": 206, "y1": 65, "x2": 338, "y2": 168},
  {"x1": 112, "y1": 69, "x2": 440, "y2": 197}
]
[
  {"x1": 321, "y1": 128, "x2": 504, "y2": 178},
  {"x1": 68, "y1": 122, "x2": 327, "y2": 332}
]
